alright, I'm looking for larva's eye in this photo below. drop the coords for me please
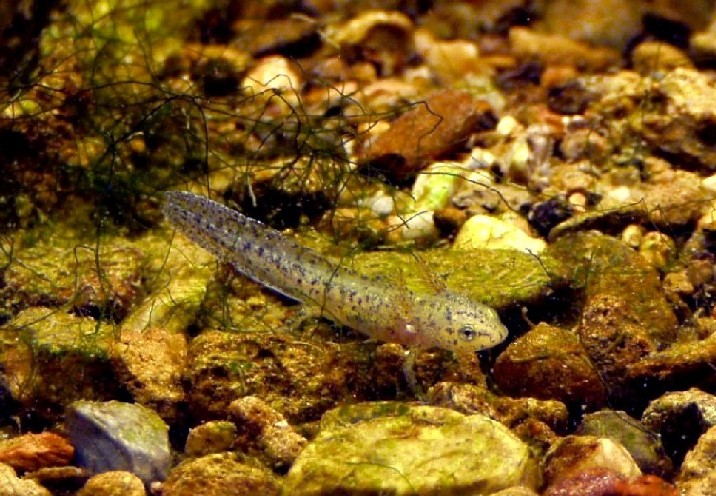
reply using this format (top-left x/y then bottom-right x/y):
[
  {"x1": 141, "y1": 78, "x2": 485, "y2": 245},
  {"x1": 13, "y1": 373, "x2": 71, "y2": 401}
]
[{"x1": 457, "y1": 325, "x2": 477, "y2": 342}]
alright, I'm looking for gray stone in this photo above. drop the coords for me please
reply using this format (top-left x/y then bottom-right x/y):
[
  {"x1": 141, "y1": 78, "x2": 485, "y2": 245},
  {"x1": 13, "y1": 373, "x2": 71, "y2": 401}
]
[{"x1": 66, "y1": 401, "x2": 169, "y2": 486}]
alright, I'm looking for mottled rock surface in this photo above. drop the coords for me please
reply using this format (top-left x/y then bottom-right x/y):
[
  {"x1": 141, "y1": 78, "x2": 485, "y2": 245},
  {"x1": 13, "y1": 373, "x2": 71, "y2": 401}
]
[
  {"x1": 162, "y1": 453, "x2": 281, "y2": 496},
  {"x1": 184, "y1": 421, "x2": 237, "y2": 458},
  {"x1": 0, "y1": 432, "x2": 74, "y2": 473},
  {"x1": 284, "y1": 402, "x2": 539, "y2": 494},
  {"x1": 543, "y1": 435, "x2": 641, "y2": 488},
  {"x1": 677, "y1": 425, "x2": 716, "y2": 495},
  {"x1": 578, "y1": 410, "x2": 673, "y2": 478},
  {"x1": 76, "y1": 471, "x2": 145, "y2": 496},
  {"x1": 494, "y1": 323, "x2": 607, "y2": 410},
  {"x1": 0, "y1": 462, "x2": 51, "y2": 496},
  {"x1": 109, "y1": 327, "x2": 187, "y2": 421},
  {"x1": 358, "y1": 89, "x2": 496, "y2": 178}
]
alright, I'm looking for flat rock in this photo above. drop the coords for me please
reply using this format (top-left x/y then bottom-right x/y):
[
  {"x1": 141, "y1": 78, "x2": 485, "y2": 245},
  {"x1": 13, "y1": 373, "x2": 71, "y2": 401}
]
[{"x1": 283, "y1": 402, "x2": 539, "y2": 495}]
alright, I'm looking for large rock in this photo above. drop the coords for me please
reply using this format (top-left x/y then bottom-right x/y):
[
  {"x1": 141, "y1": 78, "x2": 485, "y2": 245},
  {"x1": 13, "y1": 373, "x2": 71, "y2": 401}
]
[{"x1": 283, "y1": 402, "x2": 539, "y2": 495}]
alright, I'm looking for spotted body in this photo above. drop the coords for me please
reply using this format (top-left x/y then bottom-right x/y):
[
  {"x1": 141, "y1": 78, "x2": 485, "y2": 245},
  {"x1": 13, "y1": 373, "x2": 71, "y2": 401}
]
[{"x1": 163, "y1": 191, "x2": 508, "y2": 355}]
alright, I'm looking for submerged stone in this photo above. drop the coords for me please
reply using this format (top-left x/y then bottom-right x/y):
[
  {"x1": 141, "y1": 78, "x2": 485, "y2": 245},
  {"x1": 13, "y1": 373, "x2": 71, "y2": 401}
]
[
  {"x1": 546, "y1": 231, "x2": 678, "y2": 406},
  {"x1": 349, "y1": 247, "x2": 562, "y2": 311},
  {"x1": 162, "y1": 453, "x2": 281, "y2": 496},
  {"x1": 0, "y1": 307, "x2": 120, "y2": 415},
  {"x1": 66, "y1": 400, "x2": 170, "y2": 486},
  {"x1": 283, "y1": 402, "x2": 539, "y2": 495},
  {"x1": 579, "y1": 410, "x2": 673, "y2": 478},
  {"x1": 494, "y1": 323, "x2": 608, "y2": 410}
]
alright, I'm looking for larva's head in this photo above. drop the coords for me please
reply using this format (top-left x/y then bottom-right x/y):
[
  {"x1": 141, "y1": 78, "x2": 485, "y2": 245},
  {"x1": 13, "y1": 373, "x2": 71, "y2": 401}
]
[{"x1": 414, "y1": 291, "x2": 509, "y2": 356}]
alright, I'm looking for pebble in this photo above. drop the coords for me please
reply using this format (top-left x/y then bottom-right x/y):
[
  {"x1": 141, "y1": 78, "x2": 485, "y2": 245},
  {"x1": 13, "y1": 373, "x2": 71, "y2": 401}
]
[
  {"x1": 161, "y1": 453, "x2": 281, "y2": 496},
  {"x1": 0, "y1": 462, "x2": 51, "y2": 496},
  {"x1": 0, "y1": 432, "x2": 74, "y2": 473},
  {"x1": 242, "y1": 55, "x2": 302, "y2": 108},
  {"x1": 427, "y1": 381, "x2": 568, "y2": 435},
  {"x1": 543, "y1": 435, "x2": 641, "y2": 488},
  {"x1": 642, "y1": 388, "x2": 716, "y2": 467},
  {"x1": 509, "y1": 27, "x2": 619, "y2": 71},
  {"x1": 109, "y1": 327, "x2": 187, "y2": 421},
  {"x1": 493, "y1": 323, "x2": 607, "y2": 410},
  {"x1": 631, "y1": 41, "x2": 694, "y2": 74},
  {"x1": 547, "y1": 232, "x2": 678, "y2": 406},
  {"x1": 676, "y1": 424, "x2": 716, "y2": 492},
  {"x1": 228, "y1": 396, "x2": 307, "y2": 470},
  {"x1": 184, "y1": 421, "x2": 237, "y2": 458},
  {"x1": 417, "y1": 32, "x2": 488, "y2": 82},
  {"x1": 76, "y1": 471, "x2": 146, "y2": 496},
  {"x1": 358, "y1": 89, "x2": 496, "y2": 179},
  {"x1": 0, "y1": 308, "x2": 119, "y2": 417},
  {"x1": 639, "y1": 231, "x2": 676, "y2": 270},
  {"x1": 453, "y1": 214, "x2": 546, "y2": 253},
  {"x1": 66, "y1": 400, "x2": 170, "y2": 486},
  {"x1": 578, "y1": 410, "x2": 673, "y2": 478},
  {"x1": 324, "y1": 10, "x2": 414, "y2": 76}
]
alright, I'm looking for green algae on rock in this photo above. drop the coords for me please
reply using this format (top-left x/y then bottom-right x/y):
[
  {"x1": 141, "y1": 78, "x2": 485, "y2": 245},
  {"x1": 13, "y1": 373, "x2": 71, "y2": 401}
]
[
  {"x1": 121, "y1": 232, "x2": 215, "y2": 334},
  {"x1": 283, "y1": 402, "x2": 539, "y2": 495},
  {"x1": 162, "y1": 453, "x2": 281, "y2": 496},
  {"x1": 547, "y1": 231, "x2": 677, "y2": 346},
  {"x1": 0, "y1": 307, "x2": 120, "y2": 413},
  {"x1": 67, "y1": 400, "x2": 170, "y2": 485},
  {"x1": 546, "y1": 231, "x2": 679, "y2": 406},
  {"x1": 0, "y1": 229, "x2": 144, "y2": 323},
  {"x1": 183, "y1": 329, "x2": 379, "y2": 424},
  {"x1": 348, "y1": 247, "x2": 562, "y2": 310},
  {"x1": 184, "y1": 421, "x2": 238, "y2": 458}
]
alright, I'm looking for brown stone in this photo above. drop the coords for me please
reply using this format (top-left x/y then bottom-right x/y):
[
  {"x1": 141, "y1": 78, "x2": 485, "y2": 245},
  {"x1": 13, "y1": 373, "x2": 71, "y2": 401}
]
[
  {"x1": 0, "y1": 432, "x2": 73, "y2": 473},
  {"x1": 358, "y1": 89, "x2": 496, "y2": 179},
  {"x1": 494, "y1": 323, "x2": 608, "y2": 410}
]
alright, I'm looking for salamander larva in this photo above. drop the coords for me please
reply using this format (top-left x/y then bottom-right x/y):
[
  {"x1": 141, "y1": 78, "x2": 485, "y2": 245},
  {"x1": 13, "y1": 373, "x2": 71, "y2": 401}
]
[{"x1": 163, "y1": 191, "x2": 509, "y2": 356}]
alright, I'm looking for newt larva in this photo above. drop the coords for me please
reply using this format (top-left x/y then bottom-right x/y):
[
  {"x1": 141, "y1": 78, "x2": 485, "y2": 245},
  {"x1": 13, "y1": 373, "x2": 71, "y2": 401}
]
[{"x1": 163, "y1": 191, "x2": 508, "y2": 355}]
